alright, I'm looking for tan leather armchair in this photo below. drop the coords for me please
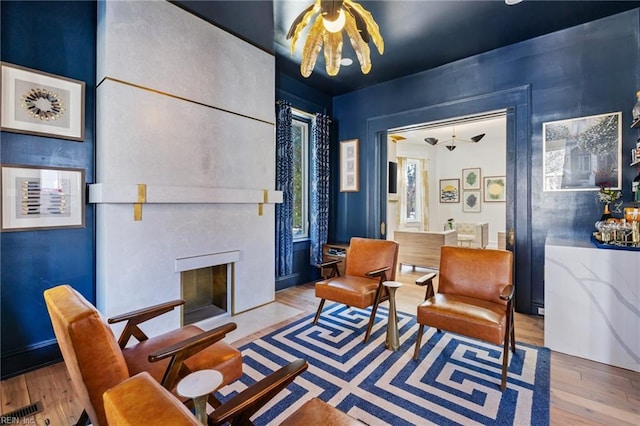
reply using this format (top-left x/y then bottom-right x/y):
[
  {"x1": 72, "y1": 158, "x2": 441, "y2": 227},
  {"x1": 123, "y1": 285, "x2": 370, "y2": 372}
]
[
  {"x1": 314, "y1": 237, "x2": 399, "y2": 342},
  {"x1": 413, "y1": 246, "x2": 515, "y2": 390},
  {"x1": 44, "y1": 284, "x2": 243, "y2": 426},
  {"x1": 104, "y1": 363, "x2": 364, "y2": 425},
  {"x1": 104, "y1": 360, "x2": 309, "y2": 425}
]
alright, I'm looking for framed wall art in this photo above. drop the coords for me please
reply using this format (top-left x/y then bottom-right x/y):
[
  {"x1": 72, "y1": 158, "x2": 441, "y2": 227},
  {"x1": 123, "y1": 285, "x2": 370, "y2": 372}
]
[
  {"x1": 542, "y1": 112, "x2": 621, "y2": 191},
  {"x1": 340, "y1": 139, "x2": 359, "y2": 192},
  {"x1": 463, "y1": 190, "x2": 481, "y2": 212},
  {"x1": 484, "y1": 176, "x2": 506, "y2": 202},
  {"x1": 462, "y1": 167, "x2": 481, "y2": 190},
  {"x1": 439, "y1": 178, "x2": 459, "y2": 203},
  {"x1": 1, "y1": 164, "x2": 85, "y2": 231},
  {"x1": 1, "y1": 62, "x2": 85, "y2": 141}
]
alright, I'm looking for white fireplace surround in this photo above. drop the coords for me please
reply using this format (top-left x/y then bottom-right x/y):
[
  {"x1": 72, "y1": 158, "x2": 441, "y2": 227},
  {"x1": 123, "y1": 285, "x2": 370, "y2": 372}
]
[
  {"x1": 175, "y1": 250, "x2": 240, "y2": 273},
  {"x1": 95, "y1": 1, "x2": 278, "y2": 338}
]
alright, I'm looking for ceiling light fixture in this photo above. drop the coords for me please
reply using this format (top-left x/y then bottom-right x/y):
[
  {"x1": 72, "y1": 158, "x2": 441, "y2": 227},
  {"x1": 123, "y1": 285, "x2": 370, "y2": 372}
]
[
  {"x1": 286, "y1": 0, "x2": 384, "y2": 78},
  {"x1": 424, "y1": 126, "x2": 485, "y2": 151}
]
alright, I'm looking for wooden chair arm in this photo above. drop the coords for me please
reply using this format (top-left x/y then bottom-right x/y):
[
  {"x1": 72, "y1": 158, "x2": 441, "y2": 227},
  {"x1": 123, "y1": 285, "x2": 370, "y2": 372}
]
[
  {"x1": 108, "y1": 299, "x2": 185, "y2": 324},
  {"x1": 108, "y1": 299, "x2": 186, "y2": 348},
  {"x1": 316, "y1": 259, "x2": 342, "y2": 278},
  {"x1": 316, "y1": 259, "x2": 342, "y2": 268},
  {"x1": 148, "y1": 322, "x2": 237, "y2": 389},
  {"x1": 208, "y1": 359, "x2": 308, "y2": 426},
  {"x1": 416, "y1": 272, "x2": 437, "y2": 301},
  {"x1": 499, "y1": 284, "x2": 514, "y2": 301},
  {"x1": 415, "y1": 272, "x2": 436, "y2": 286},
  {"x1": 365, "y1": 266, "x2": 390, "y2": 278}
]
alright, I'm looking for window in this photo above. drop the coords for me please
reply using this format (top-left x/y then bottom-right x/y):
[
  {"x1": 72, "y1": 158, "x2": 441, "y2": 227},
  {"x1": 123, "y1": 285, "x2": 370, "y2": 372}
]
[
  {"x1": 292, "y1": 115, "x2": 309, "y2": 239},
  {"x1": 405, "y1": 158, "x2": 422, "y2": 222}
]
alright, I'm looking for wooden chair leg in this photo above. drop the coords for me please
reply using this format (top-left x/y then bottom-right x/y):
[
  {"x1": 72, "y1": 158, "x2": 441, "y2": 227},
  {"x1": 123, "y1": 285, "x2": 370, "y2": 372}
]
[
  {"x1": 364, "y1": 300, "x2": 381, "y2": 343},
  {"x1": 501, "y1": 325, "x2": 510, "y2": 391},
  {"x1": 76, "y1": 410, "x2": 89, "y2": 426},
  {"x1": 413, "y1": 324, "x2": 425, "y2": 360},
  {"x1": 510, "y1": 309, "x2": 516, "y2": 353},
  {"x1": 313, "y1": 299, "x2": 326, "y2": 325}
]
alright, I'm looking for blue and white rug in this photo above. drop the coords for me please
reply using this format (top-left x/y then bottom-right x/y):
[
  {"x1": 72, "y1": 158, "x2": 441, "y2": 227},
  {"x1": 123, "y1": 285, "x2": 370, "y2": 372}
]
[{"x1": 216, "y1": 303, "x2": 550, "y2": 425}]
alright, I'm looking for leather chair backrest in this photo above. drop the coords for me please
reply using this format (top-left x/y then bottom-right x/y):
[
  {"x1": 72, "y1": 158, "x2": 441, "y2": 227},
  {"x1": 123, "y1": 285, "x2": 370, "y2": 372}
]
[
  {"x1": 438, "y1": 246, "x2": 513, "y2": 304},
  {"x1": 345, "y1": 237, "x2": 399, "y2": 280},
  {"x1": 44, "y1": 285, "x2": 129, "y2": 426}
]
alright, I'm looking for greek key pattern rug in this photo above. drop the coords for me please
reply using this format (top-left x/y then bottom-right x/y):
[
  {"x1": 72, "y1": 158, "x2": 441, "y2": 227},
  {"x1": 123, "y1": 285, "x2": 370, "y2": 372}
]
[{"x1": 216, "y1": 303, "x2": 550, "y2": 425}]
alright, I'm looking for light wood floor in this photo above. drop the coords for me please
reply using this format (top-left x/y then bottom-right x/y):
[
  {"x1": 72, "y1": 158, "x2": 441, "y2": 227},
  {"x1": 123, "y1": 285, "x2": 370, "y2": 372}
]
[{"x1": 2, "y1": 267, "x2": 639, "y2": 425}]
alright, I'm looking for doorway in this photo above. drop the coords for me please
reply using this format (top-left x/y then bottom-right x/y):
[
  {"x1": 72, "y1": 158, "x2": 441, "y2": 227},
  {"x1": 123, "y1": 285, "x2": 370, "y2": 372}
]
[
  {"x1": 365, "y1": 86, "x2": 531, "y2": 313},
  {"x1": 386, "y1": 112, "x2": 507, "y2": 248}
]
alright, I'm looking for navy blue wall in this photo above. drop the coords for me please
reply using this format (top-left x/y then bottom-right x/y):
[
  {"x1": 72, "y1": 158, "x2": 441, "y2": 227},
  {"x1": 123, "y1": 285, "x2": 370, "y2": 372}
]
[
  {"x1": 1, "y1": 1, "x2": 96, "y2": 378},
  {"x1": 275, "y1": 71, "x2": 333, "y2": 290},
  {"x1": 331, "y1": 10, "x2": 640, "y2": 314}
]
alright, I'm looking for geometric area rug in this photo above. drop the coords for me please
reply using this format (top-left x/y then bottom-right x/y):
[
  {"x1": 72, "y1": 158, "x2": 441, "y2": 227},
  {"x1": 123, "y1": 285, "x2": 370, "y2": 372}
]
[{"x1": 215, "y1": 303, "x2": 550, "y2": 426}]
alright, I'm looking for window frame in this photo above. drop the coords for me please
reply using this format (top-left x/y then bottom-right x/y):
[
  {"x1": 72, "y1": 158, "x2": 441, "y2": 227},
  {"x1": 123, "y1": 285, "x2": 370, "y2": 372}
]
[{"x1": 291, "y1": 112, "x2": 310, "y2": 240}]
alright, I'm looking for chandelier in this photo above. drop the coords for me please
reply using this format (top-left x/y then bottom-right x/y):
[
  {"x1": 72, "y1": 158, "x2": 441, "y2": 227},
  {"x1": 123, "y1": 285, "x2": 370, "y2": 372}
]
[
  {"x1": 286, "y1": 0, "x2": 384, "y2": 78},
  {"x1": 424, "y1": 127, "x2": 485, "y2": 152}
]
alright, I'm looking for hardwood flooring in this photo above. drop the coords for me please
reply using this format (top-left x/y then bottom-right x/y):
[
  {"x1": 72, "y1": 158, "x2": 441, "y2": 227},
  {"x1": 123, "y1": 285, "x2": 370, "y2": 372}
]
[{"x1": 2, "y1": 266, "x2": 639, "y2": 425}]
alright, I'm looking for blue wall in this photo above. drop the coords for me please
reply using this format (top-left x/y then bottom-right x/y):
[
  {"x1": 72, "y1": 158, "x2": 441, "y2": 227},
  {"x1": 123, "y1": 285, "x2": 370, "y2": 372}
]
[
  {"x1": 331, "y1": 10, "x2": 640, "y2": 314},
  {"x1": 1, "y1": 1, "x2": 96, "y2": 378}
]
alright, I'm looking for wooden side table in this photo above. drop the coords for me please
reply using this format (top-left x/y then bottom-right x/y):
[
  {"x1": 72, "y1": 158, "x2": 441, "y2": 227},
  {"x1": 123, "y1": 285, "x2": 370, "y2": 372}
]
[
  {"x1": 177, "y1": 369, "x2": 223, "y2": 425},
  {"x1": 383, "y1": 281, "x2": 402, "y2": 351}
]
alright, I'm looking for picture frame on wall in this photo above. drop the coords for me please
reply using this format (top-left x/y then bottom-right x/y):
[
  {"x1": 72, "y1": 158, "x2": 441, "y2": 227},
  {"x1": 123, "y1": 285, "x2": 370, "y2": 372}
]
[
  {"x1": 1, "y1": 62, "x2": 85, "y2": 141},
  {"x1": 340, "y1": 139, "x2": 359, "y2": 192},
  {"x1": 463, "y1": 190, "x2": 481, "y2": 212},
  {"x1": 1, "y1": 164, "x2": 85, "y2": 231},
  {"x1": 484, "y1": 176, "x2": 506, "y2": 202},
  {"x1": 439, "y1": 178, "x2": 459, "y2": 203},
  {"x1": 462, "y1": 167, "x2": 481, "y2": 190},
  {"x1": 542, "y1": 112, "x2": 621, "y2": 191}
]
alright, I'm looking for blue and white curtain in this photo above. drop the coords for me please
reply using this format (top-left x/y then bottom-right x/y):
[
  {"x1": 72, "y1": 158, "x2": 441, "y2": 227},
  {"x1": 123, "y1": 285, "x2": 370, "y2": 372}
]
[
  {"x1": 310, "y1": 113, "x2": 331, "y2": 265},
  {"x1": 275, "y1": 101, "x2": 293, "y2": 277}
]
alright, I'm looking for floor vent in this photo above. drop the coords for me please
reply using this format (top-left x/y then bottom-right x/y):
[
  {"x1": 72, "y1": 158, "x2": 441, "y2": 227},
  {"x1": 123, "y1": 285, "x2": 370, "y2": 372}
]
[{"x1": 1, "y1": 401, "x2": 43, "y2": 423}]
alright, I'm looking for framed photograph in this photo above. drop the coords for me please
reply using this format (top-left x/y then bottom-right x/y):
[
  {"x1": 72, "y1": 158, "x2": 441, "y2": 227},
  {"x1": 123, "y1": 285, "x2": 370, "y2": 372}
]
[
  {"x1": 439, "y1": 178, "x2": 459, "y2": 203},
  {"x1": 463, "y1": 190, "x2": 481, "y2": 212},
  {"x1": 1, "y1": 164, "x2": 85, "y2": 231},
  {"x1": 543, "y1": 112, "x2": 621, "y2": 191},
  {"x1": 340, "y1": 139, "x2": 359, "y2": 192},
  {"x1": 1, "y1": 62, "x2": 85, "y2": 141},
  {"x1": 462, "y1": 167, "x2": 481, "y2": 190},
  {"x1": 484, "y1": 176, "x2": 506, "y2": 202}
]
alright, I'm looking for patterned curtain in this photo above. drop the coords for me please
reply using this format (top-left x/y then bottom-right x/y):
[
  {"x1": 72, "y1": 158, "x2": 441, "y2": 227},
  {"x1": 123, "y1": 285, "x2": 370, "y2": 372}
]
[
  {"x1": 309, "y1": 113, "x2": 331, "y2": 265},
  {"x1": 275, "y1": 101, "x2": 293, "y2": 277}
]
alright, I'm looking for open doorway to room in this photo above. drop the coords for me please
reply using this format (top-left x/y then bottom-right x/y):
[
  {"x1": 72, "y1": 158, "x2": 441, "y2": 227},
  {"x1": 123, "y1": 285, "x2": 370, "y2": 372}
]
[{"x1": 386, "y1": 111, "x2": 507, "y2": 252}]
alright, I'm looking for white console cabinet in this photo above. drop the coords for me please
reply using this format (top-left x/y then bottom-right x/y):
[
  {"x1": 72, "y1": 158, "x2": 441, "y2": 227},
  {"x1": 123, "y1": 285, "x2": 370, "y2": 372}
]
[{"x1": 545, "y1": 239, "x2": 640, "y2": 372}]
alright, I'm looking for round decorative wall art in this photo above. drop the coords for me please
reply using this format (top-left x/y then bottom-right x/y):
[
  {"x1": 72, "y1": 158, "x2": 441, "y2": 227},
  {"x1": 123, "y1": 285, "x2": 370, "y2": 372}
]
[{"x1": 21, "y1": 88, "x2": 65, "y2": 121}]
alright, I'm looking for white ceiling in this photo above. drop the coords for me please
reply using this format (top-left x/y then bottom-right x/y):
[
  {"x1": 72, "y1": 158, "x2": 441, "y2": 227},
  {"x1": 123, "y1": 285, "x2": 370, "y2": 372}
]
[{"x1": 388, "y1": 113, "x2": 506, "y2": 148}]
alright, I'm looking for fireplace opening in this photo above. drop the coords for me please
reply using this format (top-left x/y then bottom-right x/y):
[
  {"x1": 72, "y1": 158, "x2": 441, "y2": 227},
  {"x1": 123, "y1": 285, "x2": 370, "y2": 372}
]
[{"x1": 181, "y1": 264, "x2": 229, "y2": 325}]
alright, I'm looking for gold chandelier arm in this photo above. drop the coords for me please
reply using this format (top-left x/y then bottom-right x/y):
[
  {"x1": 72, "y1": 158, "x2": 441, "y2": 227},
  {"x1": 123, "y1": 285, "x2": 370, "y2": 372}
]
[
  {"x1": 301, "y1": 15, "x2": 325, "y2": 77},
  {"x1": 344, "y1": 0, "x2": 384, "y2": 54},
  {"x1": 323, "y1": 30, "x2": 344, "y2": 76},
  {"x1": 344, "y1": 11, "x2": 371, "y2": 74},
  {"x1": 287, "y1": 0, "x2": 321, "y2": 56}
]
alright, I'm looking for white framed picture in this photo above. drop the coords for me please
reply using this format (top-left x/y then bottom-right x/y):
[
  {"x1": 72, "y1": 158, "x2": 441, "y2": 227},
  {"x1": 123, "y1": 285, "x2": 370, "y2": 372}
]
[
  {"x1": 1, "y1": 164, "x2": 85, "y2": 231},
  {"x1": 1, "y1": 62, "x2": 85, "y2": 141}
]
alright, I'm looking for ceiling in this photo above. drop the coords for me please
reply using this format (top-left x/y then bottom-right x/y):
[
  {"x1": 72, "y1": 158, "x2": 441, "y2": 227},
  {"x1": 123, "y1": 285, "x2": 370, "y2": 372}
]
[{"x1": 174, "y1": 1, "x2": 639, "y2": 96}]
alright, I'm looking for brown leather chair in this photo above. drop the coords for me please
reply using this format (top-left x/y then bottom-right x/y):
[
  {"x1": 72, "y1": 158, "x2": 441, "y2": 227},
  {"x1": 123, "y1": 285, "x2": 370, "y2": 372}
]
[
  {"x1": 104, "y1": 365, "x2": 364, "y2": 425},
  {"x1": 44, "y1": 284, "x2": 243, "y2": 426},
  {"x1": 413, "y1": 246, "x2": 515, "y2": 390},
  {"x1": 314, "y1": 237, "x2": 399, "y2": 342},
  {"x1": 104, "y1": 360, "x2": 309, "y2": 425}
]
